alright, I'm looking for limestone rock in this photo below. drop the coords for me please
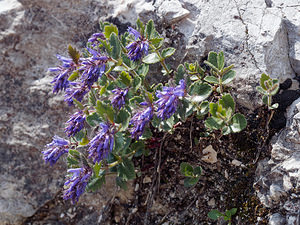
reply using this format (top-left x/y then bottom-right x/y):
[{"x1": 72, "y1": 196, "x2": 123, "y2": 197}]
[{"x1": 157, "y1": 0, "x2": 190, "y2": 24}]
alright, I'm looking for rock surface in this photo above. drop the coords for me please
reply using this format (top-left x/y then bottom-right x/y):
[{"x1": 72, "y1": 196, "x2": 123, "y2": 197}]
[{"x1": 1, "y1": 0, "x2": 300, "y2": 224}]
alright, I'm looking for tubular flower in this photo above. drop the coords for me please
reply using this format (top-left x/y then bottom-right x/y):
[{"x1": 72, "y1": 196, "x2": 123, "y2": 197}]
[
  {"x1": 88, "y1": 32, "x2": 105, "y2": 44},
  {"x1": 65, "y1": 111, "x2": 86, "y2": 137},
  {"x1": 155, "y1": 79, "x2": 186, "y2": 120},
  {"x1": 49, "y1": 54, "x2": 78, "y2": 93},
  {"x1": 64, "y1": 83, "x2": 89, "y2": 106},
  {"x1": 79, "y1": 48, "x2": 108, "y2": 88},
  {"x1": 129, "y1": 102, "x2": 154, "y2": 139},
  {"x1": 63, "y1": 166, "x2": 92, "y2": 204},
  {"x1": 111, "y1": 88, "x2": 128, "y2": 110},
  {"x1": 88, "y1": 123, "x2": 115, "y2": 163},
  {"x1": 42, "y1": 136, "x2": 69, "y2": 166},
  {"x1": 126, "y1": 27, "x2": 149, "y2": 61}
]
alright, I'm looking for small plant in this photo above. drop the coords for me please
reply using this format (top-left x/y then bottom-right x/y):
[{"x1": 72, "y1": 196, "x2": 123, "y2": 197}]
[
  {"x1": 208, "y1": 208, "x2": 237, "y2": 225},
  {"x1": 256, "y1": 73, "x2": 279, "y2": 110},
  {"x1": 41, "y1": 19, "x2": 248, "y2": 204},
  {"x1": 180, "y1": 162, "x2": 202, "y2": 187}
]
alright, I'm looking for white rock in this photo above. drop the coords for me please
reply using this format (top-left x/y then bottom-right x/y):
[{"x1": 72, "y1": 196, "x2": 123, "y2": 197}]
[
  {"x1": 158, "y1": 0, "x2": 190, "y2": 24},
  {"x1": 201, "y1": 145, "x2": 218, "y2": 164}
]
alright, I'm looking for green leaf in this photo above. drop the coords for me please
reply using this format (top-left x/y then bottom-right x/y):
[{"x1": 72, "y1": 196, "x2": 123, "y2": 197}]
[
  {"x1": 88, "y1": 89, "x2": 97, "y2": 106},
  {"x1": 256, "y1": 86, "x2": 268, "y2": 95},
  {"x1": 133, "y1": 75, "x2": 142, "y2": 91},
  {"x1": 199, "y1": 101, "x2": 209, "y2": 116},
  {"x1": 137, "y1": 64, "x2": 149, "y2": 76},
  {"x1": 93, "y1": 162, "x2": 102, "y2": 177},
  {"x1": 116, "y1": 177, "x2": 128, "y2": 190},
  {"x1": 270, "y1": 84, "x2": 279, "y2": 96},
  {"x1": 119, "y1": 157, "x2": 136, "y2": 180},
  {"x1": 119, "y1": 71, "x2": 132, "y2": 86},
  {"x1": 132, "y1": 141, "x2": 145, "y2": 156},
  {"x1": 175, "y1": 64, "x2": 185, "y2": 85},
  {"x1": 230, "y1": 113, "x2": 247, "y2": 133},
  {"x1": 68, "y1": 45, "x2": 80, "y2": 64},
  {"x1": 222, "y1": 70, "x2": 236, "y2": 84},
  {"x1": 204, "y1": 60, "x2": 219, "y2": 72},
  {"x1": 217, "y1": 51, "x2": 225, "y2": 70},
  {"x1": 208, "y1": 52, "x2": 218, "y2": 68},
  {"x1": 189, "y1": 82, "x2": 212, "y2": 103},
  {"x1": 67, "y1": 156, "x2": 79, "y2": 166},
  {"x1": 114, "y1": 132, "x2": 131, "y2": 154},
  {"x1": 180, "y1": 162, "x2": 194, "y2": 177},
  {"x1": 72, "y1": 98, "x2": 85, "y2": 110},
  {"x1": 109, "y1": 32, "x2": 121, "y2": 60},
  {"x1": 270, "y1": 103, "x2": 279, "y2": 109},
  {"x1": 150, "y1": 37, "x2": 164, "y2": 46},
  {"x1": 193, "y1": 166, "x2": 202, "y2": 176},
  {"x1": 161, "y1": 47, "x2": 176, "y2": 59},
  {"x1": 142, "y1": 53, "x2": 160, "y2": 64},
  {"x1": 87, "y1": 176, "x2": 106, "y2": 192},
  {"x1": 184, "y1": 177, "x2": 199, "y2": 187},
  {"x1": 208, "y1": 209, "x2": 223, "y2": 220},
  {"x1": 205, "y1": 117, "x2": 223, "y2": 130},
  {"x1": 219, "y1": 94, "x2": 235, "y2": 112},
  {"x1": 204, "y1": 76, "x2": 219, "y2": 84},
  {"x1": 136, "y1": 18, "x2": 145, "y2": 36},
  {"x1": 115, "y1": 109, "x2": 130, "y2": 131},
  {"x1": 68, "y1": 71, "x2": 79, "y2": 81},
  {"x1": 260, "y1": 73, "x2": 270, "y2": 90},
  {"x1": 104, "y1": 24, "x2": 118, "y2": 39},
  {"x1": 146, "y1": 19, "x2": 155, "y2": 39},
  {"x1": 227, "y1": 208, "x2": 237, "y2": 217},
  {"x1": 209, "y1": 102, "x2": 219, "y2": 117},
  {"x1": 96, "y1": 100, "x2": 115, "y2": 122}
]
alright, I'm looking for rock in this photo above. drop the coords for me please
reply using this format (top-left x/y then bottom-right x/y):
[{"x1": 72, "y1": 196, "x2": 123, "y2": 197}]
[
  {"x1": 157, "y1": 0, "x2": 190, "y2": 24},
  {"x1": 201, "y1": 145, "x2": 218, "y2": 164},
  {"x1": 269, "y1": 213, "x2": 286, "y2": 225},
  {"x1": 255, "y1": 97, "x2": 300, "y2": 224}
]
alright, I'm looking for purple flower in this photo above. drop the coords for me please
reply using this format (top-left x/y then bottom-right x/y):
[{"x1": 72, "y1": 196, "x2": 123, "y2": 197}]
[
  {"x1": 111, "y1": 88, "x2": 128, "y2": 110},
  {"x1": 63, "y1": 166, "x2": 92, "y2": 204},
  {"x1": 79, "y1": 48, "x2": 108, "y2": 88},
  {"x1": 129, "y1": 102, "x2": 154, "y2": 139},
  {"x1": 49, "y1": 55, "x2": 78, "y2": 93},
  {"x1": 42, "y1": 136, "x2": 69, "y2": 166},
  {"x1": 126, "y1": 27, "x2": 149, "y2": 61},
  {"x1": 88, "y1": 32, "x2": 105, "y2": 43},
  {"x1": 64, "y1": 83, "x2": 89, "y2": 106},
  {"x1": 88, "y1": 123, "x2": 115, "y2": 163},
  {"x1": 65, "y1": 111, "x2": 86, "y2": 137},
  {"x1": 155, "y1": 79, "x2": 186, "y2": 120}
]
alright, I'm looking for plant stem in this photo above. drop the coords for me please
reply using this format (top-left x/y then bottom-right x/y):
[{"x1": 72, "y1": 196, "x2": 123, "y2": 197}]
[{"x1": 150, "y1": 43, "x2": 171, "y2": 75}]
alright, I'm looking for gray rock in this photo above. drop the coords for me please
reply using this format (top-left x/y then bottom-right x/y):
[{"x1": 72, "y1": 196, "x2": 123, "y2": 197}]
[
  {"x1": 157, "y1": 0, "x2": 190, "y2": 24},
  {"x1": 269, "y1": 213, "x2": 286, "y2": 225}
]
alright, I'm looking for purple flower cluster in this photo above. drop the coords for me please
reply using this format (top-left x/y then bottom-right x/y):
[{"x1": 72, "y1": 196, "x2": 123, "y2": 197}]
[
  {"x1": 126, "y1": 27, "x2": 149, "y2": 61},
  {"x1": 63, "y1": 166, "x2": 92, "y2": 204},
  {"x1": 65, "y1": 111, "x2": 86, "y2": 137},
  {"x1": 79, "y1": 48, "x2": 108, "y2": 88},
  {"x1": 111, "y1": 88, "x2": 128, "y2": 109},
  {"x1": 88, "y1": 123, "x2": 115, "y2": 163},
  {"x1": 64, "y1": 83, "x2": 89, "y2": 106},
  {"x1": 155, "y1": 79, "x2": 186, "y2": 120},
  {"x1": 42, "y1": 136, "x2": 69, "y2": 166},
  {"x1": 49, "y1": 55, "x2": 78, "y2": 93},
  {"x1": 129, "y1": 102, "x2": 154, "y2": 139}
]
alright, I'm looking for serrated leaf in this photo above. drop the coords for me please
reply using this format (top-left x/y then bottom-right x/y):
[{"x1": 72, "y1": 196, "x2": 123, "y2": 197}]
[
  {"x1": 184, "y1": 177, "x2": 199, "y2": 187},
  {"x1": 136, "y1": 18, "x2": 145, "y2": 36},
  {"x1": 208, "y1": 210, "x2": 223, "y2": 220},
  {"x1": 114, "y1": 132, "x2": 131, "y2": 154},
  {"x1": 137, "y1": 64, "x2": 149, "y2": 77},
  {"x1": 133, "y1": 75, "x2": 142, "y2": 91},
  {"x1": 230, "y1": 113, "x2": 247, "y2": 133},
  {"x1": 142, "y1": 53, "x2": 160, "y2": 64},
  {"x1": 88, "y1": 89, "x2": 97, "y2": 106},
  {"x1": 150, "y1": 37, "x2": 164, "y2": 46},
  {"x1": 104, "y1": 24, "x2": 118, "y2": 39},
  {"x1": 132, "y1": 141, "x2": 145, "y2": 156},
  {"x1": 68, "y1": 45, "x2": 80, "y2": 64},
  {"x1": 204, "y1": 60, "x2": 219, "y2": 72},
  {"x1": 72, "y1": 98, "x2": 85, "y2": 110},
  {"x1": 219, "y1": 94, "x2": 235, "y2": 112},
  {"x1": 118, "y1": 157, "x2": 136, "y2": 180},
  {"x1": 217, "y1": 51, "x2": 225, "y2": 70},
  {"x1": 222, "y1": 70, "x2": 236, "y2": 84},
  {"x1": 146, "y1": 19, "x2": 155, "y2": 39},
  {"x1": 180, "y1": 162, "x2": 194, "y2": 177},
  {"x1": 161, "y1": 47, "x2": 176, "y2": 59},
  {"x1": 67, "y1": 156, "x2": 79, "y2": 165},
  {"x1": 109, "y1": 32, "x2": 121, "y2": 60},
  {"x1": 204, "y1": 76, "x2": 219, "y2": 84}
]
